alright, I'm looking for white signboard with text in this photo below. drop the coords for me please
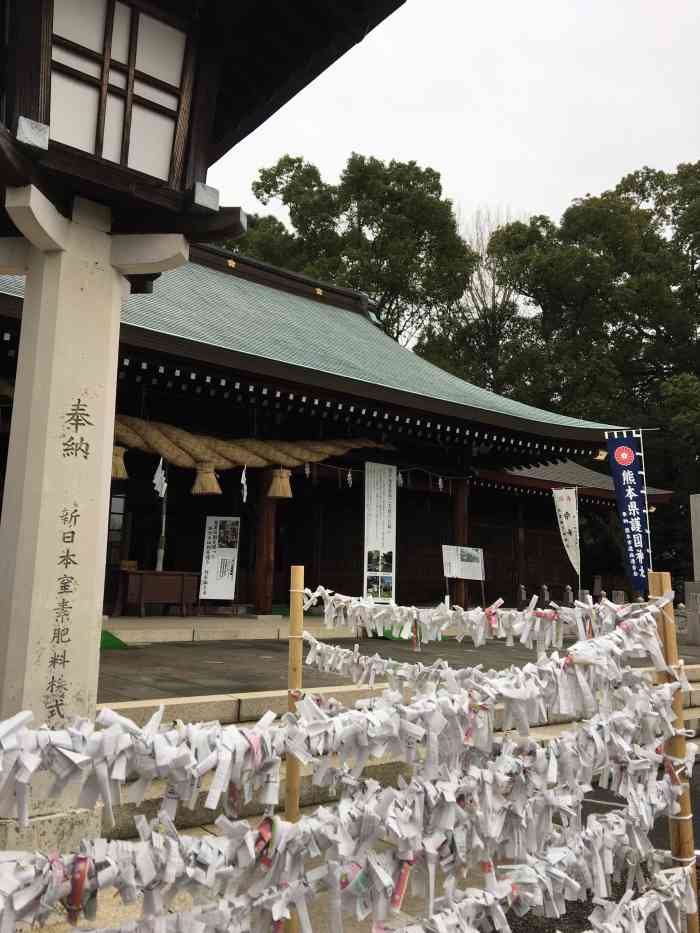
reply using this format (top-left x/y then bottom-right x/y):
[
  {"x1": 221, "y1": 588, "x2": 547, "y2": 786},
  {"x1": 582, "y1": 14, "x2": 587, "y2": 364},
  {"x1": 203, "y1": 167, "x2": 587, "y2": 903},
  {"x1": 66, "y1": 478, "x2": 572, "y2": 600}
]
[
  {"x1": 199, "y1": 516, "x2": 240, "y2": 600},
  {"x1": 442, "y1": 545, "x2": 484, "y2": 581},
  {"x1": 363, "y1": 462, "x2": 397, "y2": 603}
]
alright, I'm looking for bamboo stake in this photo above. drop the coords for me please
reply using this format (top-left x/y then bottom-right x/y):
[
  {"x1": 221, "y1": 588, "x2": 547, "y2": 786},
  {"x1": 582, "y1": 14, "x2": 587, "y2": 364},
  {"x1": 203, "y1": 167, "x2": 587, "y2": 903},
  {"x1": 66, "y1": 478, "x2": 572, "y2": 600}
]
[
  {"x1": 285, "y1": 565, "x2": 304, "y2": 933},
  {"x1": 649, "y1": 570, "x2": 699, "y2": 933}
]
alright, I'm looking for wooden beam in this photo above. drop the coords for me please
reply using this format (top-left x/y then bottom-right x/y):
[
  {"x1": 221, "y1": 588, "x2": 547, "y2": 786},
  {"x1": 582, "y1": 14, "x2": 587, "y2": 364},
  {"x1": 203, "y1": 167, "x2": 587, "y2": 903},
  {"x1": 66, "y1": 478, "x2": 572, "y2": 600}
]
[
  {"x1": 0, "y1": 124, "x2": 37, "y2": 190},
  {"x1": 11, "y1": 0, "x2": 52, "y2": 127},
  {"x1": 255, "y1": 475, "x2": 276, "y2": 613},
  {"x1": 120, "y1": 7, "x2": 139, "y2": 167},
  {"x1": 95, "y1": 0, "x2": 116, "y2": 160},
  {"x1": 169, "y1": 28, "x2": 196, "y2": 188}
]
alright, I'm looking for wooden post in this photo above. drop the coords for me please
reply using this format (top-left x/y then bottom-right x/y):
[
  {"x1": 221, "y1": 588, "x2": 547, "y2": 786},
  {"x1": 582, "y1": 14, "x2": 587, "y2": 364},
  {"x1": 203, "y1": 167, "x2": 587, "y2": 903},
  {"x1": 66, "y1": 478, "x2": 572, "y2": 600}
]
[
  {"x1": 285, "y1": 565, "x2": 304, "y2": 933},
  {"x1": 255, "y1": 475, "x2": 277, "y2": 613},
  {"x1": 516, "y1": 500, "x2": 526, "y2": 602},
  {"x1": 649, "y1": 570, "x2": 699, "y2": 933},
  {"x1": 453, "y1": 478, "x2": 469, "y2": 606},
  {"x1": 517, "y1": 584, "x2": 527, "y2": 610}
]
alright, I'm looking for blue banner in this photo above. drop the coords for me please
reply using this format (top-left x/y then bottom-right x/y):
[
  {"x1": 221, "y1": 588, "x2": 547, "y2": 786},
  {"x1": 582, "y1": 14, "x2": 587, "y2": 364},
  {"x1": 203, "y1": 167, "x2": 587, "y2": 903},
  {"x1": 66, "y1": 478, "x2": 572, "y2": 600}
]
[{"x1": 606, "y1": 432, "x2": 652, "y2": 595}]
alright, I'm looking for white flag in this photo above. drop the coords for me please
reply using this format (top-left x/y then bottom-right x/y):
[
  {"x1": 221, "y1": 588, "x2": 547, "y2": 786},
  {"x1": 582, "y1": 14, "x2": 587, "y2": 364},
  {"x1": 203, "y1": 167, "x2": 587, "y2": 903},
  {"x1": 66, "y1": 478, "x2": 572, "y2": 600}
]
[
  {"x1": 153, "y1": 458, "x2": 167, "y2": 498},
  {"x1": 552, "y1": 486, "x2": 580, "y2": 575}
]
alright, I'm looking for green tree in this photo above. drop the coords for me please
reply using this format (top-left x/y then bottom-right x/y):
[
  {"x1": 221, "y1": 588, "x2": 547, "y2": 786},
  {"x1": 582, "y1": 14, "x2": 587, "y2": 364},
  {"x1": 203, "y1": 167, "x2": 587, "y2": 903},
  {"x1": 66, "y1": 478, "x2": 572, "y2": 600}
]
[
  {"x1": 416, "y1": 208, "x2": 545, "y2": 395},
  {"x1": 229, "y1": 154, "x2": 476, "y2": 343},
  {"x1": 486, "y1": 188, "x2": 699, "y2": 423},
  {"x1": 417, "y1": 163, "x2": 700, "y2": 581}
]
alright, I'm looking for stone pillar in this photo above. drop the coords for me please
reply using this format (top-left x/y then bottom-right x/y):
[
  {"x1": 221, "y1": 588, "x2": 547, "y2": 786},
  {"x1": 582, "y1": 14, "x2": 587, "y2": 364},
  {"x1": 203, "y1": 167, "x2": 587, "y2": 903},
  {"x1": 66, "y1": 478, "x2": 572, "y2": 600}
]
[
  {"x1": 0, "y1": 186, "x2": 187, "y2": 848},
  {"x1": 691, "y1": 494, "x2": 700, "y2": 581},
  {"x1": 687, "y1": 495, "x2": 700, "y2": 643}
]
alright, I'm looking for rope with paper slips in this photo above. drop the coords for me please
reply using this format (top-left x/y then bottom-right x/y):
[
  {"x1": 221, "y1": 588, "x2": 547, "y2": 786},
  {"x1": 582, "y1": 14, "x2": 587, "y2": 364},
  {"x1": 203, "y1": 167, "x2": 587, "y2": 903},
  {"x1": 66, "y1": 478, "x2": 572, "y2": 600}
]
[
  {"x1": 0, "y1": 597, "x2": 678, "y2": 832},
  {"x1": 0, "y1": 700, "x2": 691, "y2": 932},
  {"x1": 302, "y1": 593, "x2": 674, "y2": 697},
  {"x1": 392, "y1": 865, "x2": 696, "y2": 933},
  {"x1": 303, "y1": 584, "x2": 645, "y2": 648},
  {"x1": 0, "y1": 595, "x2": 694, "y2": 930},
  {"x1": 0, "y1": 792, "x2": 691, "y2": 931},
  {"x1": 34, "y1": 866, "x2": 697, "y2": 933}
]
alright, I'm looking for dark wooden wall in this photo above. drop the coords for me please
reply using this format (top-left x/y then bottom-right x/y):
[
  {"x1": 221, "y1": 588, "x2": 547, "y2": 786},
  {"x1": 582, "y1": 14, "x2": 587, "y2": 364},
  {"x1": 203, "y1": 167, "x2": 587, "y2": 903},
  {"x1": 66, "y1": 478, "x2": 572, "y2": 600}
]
[
  {"x1": 275, "y1": 482, "x2": 452, "y2": 606},
  {"x1": 93, "y1": 461, "x2": 613, "y2": 612}
]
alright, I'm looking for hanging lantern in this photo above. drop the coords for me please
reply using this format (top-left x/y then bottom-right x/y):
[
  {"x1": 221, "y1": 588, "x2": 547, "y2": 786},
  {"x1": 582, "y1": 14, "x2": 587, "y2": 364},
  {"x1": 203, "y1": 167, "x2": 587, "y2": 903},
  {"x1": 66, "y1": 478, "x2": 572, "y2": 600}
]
[
  {"x1": 267, "y1": 468, "x2": 292, "y2": 499},
  {"x1": 304, "y1": 462, "x2": 311, "y2": 479}
]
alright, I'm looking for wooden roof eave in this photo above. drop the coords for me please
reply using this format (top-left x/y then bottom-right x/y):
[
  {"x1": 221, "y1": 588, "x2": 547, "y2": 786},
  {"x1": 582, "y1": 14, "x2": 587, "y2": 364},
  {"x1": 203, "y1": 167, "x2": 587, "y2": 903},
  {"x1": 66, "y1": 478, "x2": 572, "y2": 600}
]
[
  {"x1": 477, "y1": 468, "x2": 673, "y2": 504},
  {"x1": 116, "y1": 322, "x2": 616, "y2": 444}
]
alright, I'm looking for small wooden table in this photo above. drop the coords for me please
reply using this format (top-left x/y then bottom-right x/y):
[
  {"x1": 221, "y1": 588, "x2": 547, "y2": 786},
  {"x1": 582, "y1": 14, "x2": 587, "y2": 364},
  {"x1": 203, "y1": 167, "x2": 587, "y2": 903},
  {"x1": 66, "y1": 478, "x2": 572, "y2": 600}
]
[{"x1": 112, "y1": 570, "x2": 200, "y2": 617}]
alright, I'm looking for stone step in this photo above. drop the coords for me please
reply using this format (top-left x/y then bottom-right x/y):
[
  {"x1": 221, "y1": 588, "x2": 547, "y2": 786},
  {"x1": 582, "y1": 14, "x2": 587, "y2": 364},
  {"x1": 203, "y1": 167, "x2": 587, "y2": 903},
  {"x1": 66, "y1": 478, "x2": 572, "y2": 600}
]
[{"x1": 103, "y1": 615, "x2": 356, "y2": 644}]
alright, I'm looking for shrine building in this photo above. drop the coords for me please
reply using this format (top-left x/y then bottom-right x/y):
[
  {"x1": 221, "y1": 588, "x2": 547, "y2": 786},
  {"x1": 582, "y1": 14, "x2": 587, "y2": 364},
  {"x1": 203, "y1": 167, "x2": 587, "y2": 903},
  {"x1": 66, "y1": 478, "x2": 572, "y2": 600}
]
[{"x1": 0, "y1": 247, "x2": 670, "y2": 613}]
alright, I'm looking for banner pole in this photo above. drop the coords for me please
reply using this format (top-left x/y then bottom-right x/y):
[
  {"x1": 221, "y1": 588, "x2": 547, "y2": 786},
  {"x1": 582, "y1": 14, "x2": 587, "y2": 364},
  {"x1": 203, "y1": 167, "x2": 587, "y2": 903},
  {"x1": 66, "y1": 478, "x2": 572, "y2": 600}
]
[
  {"x1": 575, "y1": 486, "x2": 581, "y2": 597},
  {"x1": 649, "y1": 570, "x2": 699, "y2": 933},
  {"x1": 285, "y1": 565, "x2": 304, "y2": 933},
  {"x1": 155, "y1": 463, "x2": 167, "y2": 572},
  {"x1": 637, "y1": 428, "x2": 654, "y2": 572}
]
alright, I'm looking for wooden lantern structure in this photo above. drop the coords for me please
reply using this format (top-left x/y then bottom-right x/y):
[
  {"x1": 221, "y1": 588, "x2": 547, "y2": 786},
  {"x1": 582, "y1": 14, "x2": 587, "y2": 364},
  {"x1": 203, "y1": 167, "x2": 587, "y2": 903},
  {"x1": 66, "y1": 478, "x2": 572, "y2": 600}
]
[
  {"x1": 0, "y1": 0, "x2": 408, "y2": 785},
  {"x1": 0, "y1": 0, "x2": 406, "y2": 272}
]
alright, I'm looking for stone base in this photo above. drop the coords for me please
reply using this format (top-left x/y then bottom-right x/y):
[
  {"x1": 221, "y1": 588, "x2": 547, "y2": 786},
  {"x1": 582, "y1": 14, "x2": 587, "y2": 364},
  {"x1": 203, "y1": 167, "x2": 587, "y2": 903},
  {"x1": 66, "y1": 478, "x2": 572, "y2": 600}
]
[
  {"x1": 0, "y1": 806, "x2": 101, "y2": 851},
  {"x1": 687, "y1": 610, "x2": 700, "y2": 646}
]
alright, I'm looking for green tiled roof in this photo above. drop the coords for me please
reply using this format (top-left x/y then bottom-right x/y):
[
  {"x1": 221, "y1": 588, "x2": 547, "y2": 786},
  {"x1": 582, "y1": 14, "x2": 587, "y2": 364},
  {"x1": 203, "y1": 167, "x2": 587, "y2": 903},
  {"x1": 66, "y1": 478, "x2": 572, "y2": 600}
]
[{"x1": 0, "y1": 260, "x2": 619, "y2": 437}]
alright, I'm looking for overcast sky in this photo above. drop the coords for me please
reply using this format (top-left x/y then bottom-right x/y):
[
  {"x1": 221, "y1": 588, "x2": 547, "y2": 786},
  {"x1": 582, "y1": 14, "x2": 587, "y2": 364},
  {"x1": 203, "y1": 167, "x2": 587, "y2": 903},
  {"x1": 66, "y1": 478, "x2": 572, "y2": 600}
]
[{"x1": 208, "y1": 0, "x2": 700, "y2": 232}]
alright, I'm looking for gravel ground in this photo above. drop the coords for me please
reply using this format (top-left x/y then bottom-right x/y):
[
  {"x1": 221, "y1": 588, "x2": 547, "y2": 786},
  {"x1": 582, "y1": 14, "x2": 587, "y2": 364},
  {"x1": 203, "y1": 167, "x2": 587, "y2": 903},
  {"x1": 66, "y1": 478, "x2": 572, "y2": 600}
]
[{"x1": 507, "y1": 896, "x2": 609, "y2": 933}]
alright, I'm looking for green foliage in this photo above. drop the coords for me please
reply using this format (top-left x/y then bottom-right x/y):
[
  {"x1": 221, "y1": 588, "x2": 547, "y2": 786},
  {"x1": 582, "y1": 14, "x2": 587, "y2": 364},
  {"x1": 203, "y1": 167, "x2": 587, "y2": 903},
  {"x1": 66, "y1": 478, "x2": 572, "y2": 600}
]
[
  {"x1": 232, "y1": 153, "x2": 700, "y2": 579},
  {"x1": 418, "y1": 163, "x2": 700, "y2": 581},
  {"x1": 229, "y1": 153, "x2": 476, "y2": 343}
]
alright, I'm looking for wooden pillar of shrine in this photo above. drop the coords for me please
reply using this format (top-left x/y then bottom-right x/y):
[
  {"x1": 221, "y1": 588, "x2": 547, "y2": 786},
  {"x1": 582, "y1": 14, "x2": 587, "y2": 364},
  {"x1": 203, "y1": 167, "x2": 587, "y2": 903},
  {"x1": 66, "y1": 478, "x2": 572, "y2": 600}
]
[
  {"x1": 453, "y1": 478, "x2": 469, "y2": 606},
  {"x1": 516, "y1": 499, "x2": 526, "y2": 598},
  {"x1": 255, "y1": 473, "x2": 277, "y2": 613}
]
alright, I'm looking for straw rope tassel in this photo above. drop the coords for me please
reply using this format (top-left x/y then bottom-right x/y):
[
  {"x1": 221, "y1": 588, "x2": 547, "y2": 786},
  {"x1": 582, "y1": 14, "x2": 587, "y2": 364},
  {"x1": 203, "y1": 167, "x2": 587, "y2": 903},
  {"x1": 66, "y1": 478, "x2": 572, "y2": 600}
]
[
  {"x1": 111, "y1": 445, "x2": 128, "y2": 480},
  {"x1": 267, "y1": 468, "x2": 292, "y2": 499},
  {"x1": 649, "y1": 570, "x2": 699, "y2": 933}
]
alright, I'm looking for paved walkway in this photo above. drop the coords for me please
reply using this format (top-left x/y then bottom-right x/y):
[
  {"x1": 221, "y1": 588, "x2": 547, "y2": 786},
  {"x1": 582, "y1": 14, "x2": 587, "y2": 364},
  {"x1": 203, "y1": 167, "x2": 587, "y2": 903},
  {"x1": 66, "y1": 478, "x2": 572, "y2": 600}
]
[{"x1": 98, "y1": 635, "x2": 700, "y2": 703}]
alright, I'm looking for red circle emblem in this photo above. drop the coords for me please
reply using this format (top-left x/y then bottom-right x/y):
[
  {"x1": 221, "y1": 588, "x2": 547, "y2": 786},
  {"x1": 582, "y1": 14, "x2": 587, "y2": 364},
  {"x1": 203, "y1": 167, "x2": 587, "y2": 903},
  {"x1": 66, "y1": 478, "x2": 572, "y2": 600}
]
[{"x1": 614, "y1": 446, "x2": 635, "y2": 467}]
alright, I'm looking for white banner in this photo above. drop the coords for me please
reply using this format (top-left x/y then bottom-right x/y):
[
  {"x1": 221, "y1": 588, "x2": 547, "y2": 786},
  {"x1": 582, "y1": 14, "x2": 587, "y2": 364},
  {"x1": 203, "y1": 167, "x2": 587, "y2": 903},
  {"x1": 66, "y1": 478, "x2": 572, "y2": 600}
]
[
  {"x1": 363, "y1": 462, "x2": 397, "y2": 603},
  {"x1": 442, "y1": 545, "x2": 484, "y2": 581},
  {"x1": 199, "y1": 516, "x2": 240, "y2": 600},
  {"x1": 552, "y1": 487, "x2": 581, "y2": 576}
]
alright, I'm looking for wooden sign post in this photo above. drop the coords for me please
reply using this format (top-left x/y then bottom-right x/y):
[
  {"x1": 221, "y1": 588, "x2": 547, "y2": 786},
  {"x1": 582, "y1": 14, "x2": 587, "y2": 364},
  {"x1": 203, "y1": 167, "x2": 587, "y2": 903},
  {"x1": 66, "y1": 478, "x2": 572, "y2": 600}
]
[
  {"x1": 286, "y1": 565, "x2": 304, "y2": 933},
  {"x1": 648, "y1": 571, "x2": 699, "y2": 933}
]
